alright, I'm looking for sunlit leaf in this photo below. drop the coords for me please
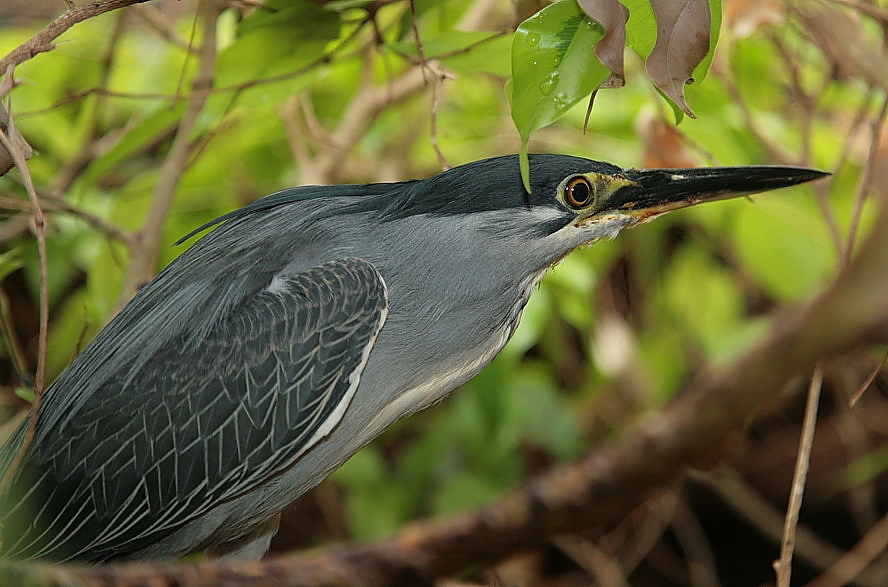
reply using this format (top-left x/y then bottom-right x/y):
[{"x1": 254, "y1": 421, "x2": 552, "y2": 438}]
[
  {"x1": 511, "y1": 0, "x2": 610, "y2": 144},
  {"x1": 73, "y1": 105, "x2": 184, "y2": 196},
  {"x1": 660, "y1": 244, "x2": 743, "y2": 359},
  {"x1": 0, "y1": 247, "x2": 23, "y2": 282},
  {"x1": 694, "y1": 0, "x2": 721, "y2": 85},
  {"x1": 432, "y1": 472, "x2": 503, "y2": 515},
  {"x1": 323, "y1": 0, "x2": 378, "y2": 11},
  {"x1": 14, "y1": 387, "x2": 34, "y2": 403},
  {"x1": 395, "y1": 0, "x2": 459, "y2": 41},
  {"x1": 733, "y1": 199, "x2": 833, "y2": 300},
  {"x1": 214, "y1": 0, "x2": 339, "y2": 99},
  {"x1": 385, "y1": 31, "x2": 512, "y2": 76},
  {"x1": 623, "y1": 0, "x2": 657, "y2": 57}
]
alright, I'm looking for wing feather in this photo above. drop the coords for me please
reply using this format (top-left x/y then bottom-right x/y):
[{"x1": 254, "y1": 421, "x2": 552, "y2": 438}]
[{"x1": 0, "y1": 258, "x2": 387, "y2": 561}]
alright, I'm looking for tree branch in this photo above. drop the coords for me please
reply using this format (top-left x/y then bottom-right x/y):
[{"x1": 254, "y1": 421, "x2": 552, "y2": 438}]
[
  {"x1": 113, "y1": 0, "x2": 222, "y2": 306},
  {"x1": 0, "y1": 82, "x2": 49, "y2": 494},
  {"x1": 0, "y1": 0, "x2": 152, "y2": 75}
]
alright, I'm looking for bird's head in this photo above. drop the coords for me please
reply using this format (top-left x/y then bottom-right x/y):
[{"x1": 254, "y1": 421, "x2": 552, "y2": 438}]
[
  {"x1": 177, "y1": 154, "x2": 827, "y2": 282},
  {"x1": 373, "y1": 154, "x2": 827, "y2": 269}
]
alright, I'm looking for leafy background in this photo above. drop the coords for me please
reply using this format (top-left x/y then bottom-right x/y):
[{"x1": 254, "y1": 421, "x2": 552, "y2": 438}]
[{"x1": 1, "y1": 0, "x2": 887, "y2": 584}]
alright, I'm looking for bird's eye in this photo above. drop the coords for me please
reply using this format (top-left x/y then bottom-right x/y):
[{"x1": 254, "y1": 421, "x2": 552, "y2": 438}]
[{"x1": 564, "y1": 177, "x2": 593, "y2": 209}]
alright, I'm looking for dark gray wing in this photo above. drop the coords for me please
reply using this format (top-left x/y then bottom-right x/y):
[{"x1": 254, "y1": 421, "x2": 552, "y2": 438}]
[{"x1": 0, "y1": 258, "x2": 387, "y2": 561}]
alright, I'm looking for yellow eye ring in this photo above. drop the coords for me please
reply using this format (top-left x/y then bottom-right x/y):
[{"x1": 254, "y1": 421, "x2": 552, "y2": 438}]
[{"x1": 564, "y1": 177, "x2": 593, "y2": 209}]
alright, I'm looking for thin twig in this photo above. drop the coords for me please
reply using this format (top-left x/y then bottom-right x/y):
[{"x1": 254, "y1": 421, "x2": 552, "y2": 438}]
[
  {"x1": 304, "y1": 0, "x2": 500, "y2": 182},
  {"x1": 696, "y1": 470, "x2": 886, "y2": 585},
  {"x1": 828, "y1": 0, "x2": 888, "y2": 23},
  {"x1": 299, "y1": 93, "x2": 335, "y2": 148},
  {"x1": 50, "y1": 9, "x2": 128, "y2": 196},
  {"x1": 809, "y1": 509, "x2": 888, "y2": 587},
  {"x1": 0, "y1": 288, "x2": 29, "y2": 384},
  {"x1": 767, "y1": 30, "x2": 817, "y2": 165},
  {"x1": 842, "y1": 92, "x2": 888, "y2": 267},
  {"x1": 428, "y1": 64, "x2": 453, "y2": 171},
  {"x1": 606, "y1": 492, "x2": 678, "y2": 578},
  {"x1": 670, "y1": 500, "x2": 719, "y2": 587},
  {"x1": 16, "y1": 51, "x2": 338, "y2": 117},
  {"x1": 407, "y1": 0, "x2": 450, "y2": 170},
  {"x1": 552, "y1": 534, "x2": 631, "y2": 587},
  {"x1": 114, "y1": 0, "x2": 223, "y2": 306},
  {"x1": 849, "y1": 349, "x2": 888, "y2": 407},
  {"x1": 711, "y1": 61, "x2": 794, "y2": 164},
  {"x1": 311, "y1": 67, "x2": 429, "y2": 183},
  {"x1": 0, "y1": 194, "x2": 133, "y2": 246},
  {"x1": 384, "y1": 30, "x2": 509, "y2": 67},
  {"x1": 819, "y1": 85, "x2": 877, "y2": 256},
  {"x1": 774, "y1": 365, "x2": 824, "y2": 587},
  {"x1": 174, "y1": 2, "x2": 201, "y2": 108},
  {"x1": 0, "y1": 0, "x2": 151, "y2": 74},
  {"x1": 16, "y1": 17, "x2": 493, "y2": 122},
  {"x1": 408, "y1": 0, "x2": 429, "y2": 82},
  {"x1": 0, "y1": 79, "x2": 49, "y2": 494},
  {"x1": 133, "y1": 4, "x2": 191, "y2": 50}
]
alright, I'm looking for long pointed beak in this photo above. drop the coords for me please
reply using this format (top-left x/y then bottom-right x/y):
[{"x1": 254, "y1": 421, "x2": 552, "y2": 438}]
[{"x1": 602, "y1": 165, "x2": 829, "y2": 221}]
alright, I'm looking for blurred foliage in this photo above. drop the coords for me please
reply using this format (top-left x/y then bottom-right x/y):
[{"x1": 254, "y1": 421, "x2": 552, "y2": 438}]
[{"x1": 1, "y1": 0, "x2": 886, "y2": 582}]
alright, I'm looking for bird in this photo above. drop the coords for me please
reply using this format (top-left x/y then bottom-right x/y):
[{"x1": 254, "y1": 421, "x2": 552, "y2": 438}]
[{"x1": 0, "y1": 154, "x2": 826, "y2": 562}]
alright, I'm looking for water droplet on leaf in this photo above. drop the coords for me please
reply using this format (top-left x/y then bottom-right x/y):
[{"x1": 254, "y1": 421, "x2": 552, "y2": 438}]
[
  {"x1": 539, "y1": 72, "x2": 560, "y2": 96},
  {"x1": 552, "y1": 92, "x2": 569, "y2": 109}
]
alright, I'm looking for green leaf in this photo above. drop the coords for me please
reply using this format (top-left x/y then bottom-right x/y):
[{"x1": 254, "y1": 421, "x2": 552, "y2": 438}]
[
  {"x1": 14, "y1": 387, "x2": 34, "y2": 403},
  {"x1": 519, "y1": 143, "x2": 531, "y2": 193},
  {"x1": 831, "y1": 444, "x2": 888, "y2": 495},
  {"x1": 733, "y1": 198, "x2": 833, "y2": 301},
  {"x1": 386, "y1": 31, "x2": 512, "y2": 76},
  {"x1": 214, "y1": 0, "x2": 339, "y2": 95},
  {"x1": 510, "y1": 0, "x2": 610, "y2": 143},
  {"x1": 73, "y1": 104, "x2": 184, "y2": 196},
  {"x1": 509, "y1": 367, "x2": 582, "y2": 459},
  {"x1": 659, "y1": 244, "x2": 743, "y2": 359},
  {"x1": 545, "y1": 253, "x2": 598, "y2": 332},
  {"x1": 503, "y1": 284, "x2": 551, "y2": 358},
  {"x1": 622, "y1": 0, "x2": 656, "y2": 59},
  {"x1": 44, "y1": 288, "x2": 96, "y2": 381},
  {"x1": 0, "y1": 247, "x2": 23, "y2": 282},
  {"x1": 395, "y1": 0, "x2": 460, "y2": 41},
  {"x1": 323, "y1": 0, "x2": 379, "y2": 11},
  {"x1": 432, "y1": 471, "x2": 503, "y2": 515},
  {"x1": 694, "y1": 0, "x2": 722, "y2": 85},
  {"x1": 387, "y1": 30, "x2": 498, "y2": 59}
]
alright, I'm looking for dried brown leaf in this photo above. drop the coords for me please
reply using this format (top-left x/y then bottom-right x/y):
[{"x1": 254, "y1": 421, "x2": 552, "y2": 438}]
[
  {"x1": 726, "y1": 0, "x2": 783, "y2": 38},
  {"x1": 645, "y1": 0, "x2": 711, "y2": 118},
  {"x1": 577, "y1": 0, "x2": 629, "y2": 85},
  {"x1": 798, "y1": 2, "x2": 888, "y2": 90},
  {"x1": 634, "y1": 110, "x2": 697, "y2": 168}
]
